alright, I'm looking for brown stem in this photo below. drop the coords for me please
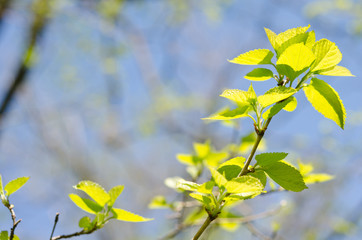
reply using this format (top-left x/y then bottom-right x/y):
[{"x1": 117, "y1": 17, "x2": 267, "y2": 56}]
[
  {"x1": 7, "y1": 204, "x2": 21, "y2": 240},
  {"x1": 51, "y1": 225, "x2": 98, "y2": 240}
]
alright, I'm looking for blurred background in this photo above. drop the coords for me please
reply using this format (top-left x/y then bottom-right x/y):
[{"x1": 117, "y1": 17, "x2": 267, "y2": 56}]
[{"x1": 0, "y1": 0, "x2": 361, "y2": 239}]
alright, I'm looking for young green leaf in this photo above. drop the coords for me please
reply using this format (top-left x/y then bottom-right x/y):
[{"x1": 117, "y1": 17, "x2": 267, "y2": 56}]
[
  {"x1": 255, "y1": 152, "x2": 288, "y2": 166},
  {"x1": 176, "y1": 179, "x2": 200, "y2": 192},
  {"x1": 276, "y1": 43, "x2": 316, "y2": 80},
  {"x1": 208, "y1": 167, "x2": 227, "y2": 188},
  {"x1": 193, "y1": 141, "x2": 210, "y2": 158},
  {"x1": 257, "y1": 86, "x2": 297, "y2": 108},
  {"x1": 203, "y1": 106, "x2": 251, "y2": 120},
  {"x1": 249, "y1": 170, "x2": 267, "y2": 187},
  {"x1": 264, "y1": 27, "x2": 278, "y2": 50},
  {"x1": 197, "y1": 181, "x2": 215, "y2": 194},
  {"x1": 274, "y1": 25, "x2": 311, "y2": 50},
  {"x1": 4, "y1": 176, "x2": 30, "y2": 196},
  {"x1": 183, "y1": 208, "x2": 207, "y2": 225},
  {"x1": 298, "y1": 161, "x2": 314, "y2": 175},
  {"x1": 303, "y1": 174, "x2": 334, "y2": 184},
  {"x1": 176, "y1": 154, "x2": 200, "y2": 166},
  {"x1": 217, "y1": 157, "x2": 245, "y2": 180},
  {"x1": 108, "y1": 185, "x2": 124, "y2": 207},
  {"x1": 276, "y1": 30, "x2": 315, "y2": 57},
  {"x1": 148, "y1": 195, "x2": 169, "y2": 209},
  {"x1": 310, "y1": 39, "x2": 342, "y2": 72},
  {"x1": 317, "y1": 65, "x2": 354, "y2": 77},
  {"x1": 111, "y1": 208, "x2": 153, "y2": 222},
  {"x1": 79, "y1": 216, "x2": 93, "y2": 229},
  {"x1": 225, "y1": 176, "x2": 264, "y2": 195},
  {"x1": 204, "y1": 152, "x2": 228, "y2": 167},
  {"x1": 69, "y1": 193, "x2": 103, "y2": 214},
  {"x1": 229, "y1": 49, "x2": 274, "y2": 65},
  {"x1": 262, "y1": 97, "x2": 296, "y2": 120},
  {"x1": 74, "y1": 181, "x2": 110, "y2": 207},
  {"x1": 262, "y1": 161, "x2": 307, "y2": 192},
  {"x1": 189, "y1": 193, "x2": 214, "y2": 210},
  {"x1": 220, "y1": 89, "x2": 254, "y2": 106},
  {"x1": 303, "y1": 78, "x2": 346, "y2": 129},
  {"x1": 283, "y1": 96, "x2": 297, "y2": 111},
  {"x1": 0, "y1": 231, "x2": 8, "y2": 240},
  {"x1": 244, "y1": 68, "x2": 274, "y2": 81}
]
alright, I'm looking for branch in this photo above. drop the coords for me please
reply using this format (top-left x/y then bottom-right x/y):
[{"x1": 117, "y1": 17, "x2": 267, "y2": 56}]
[{"x1": 6, "y1": 203, "x2": 21, "y2": 240}]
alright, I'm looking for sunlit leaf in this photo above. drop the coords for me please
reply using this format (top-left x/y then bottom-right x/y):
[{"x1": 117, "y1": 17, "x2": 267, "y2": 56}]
[
  {"x1": 283, "y1": 96, "x2": 297, "y2": 111},
  {"x1": 74, "y1": 181, "x2": 110, "y2": 207},
  {"x1": 197, "y1": 181, "x2": 215, "y2": 194},
  {"x1": 148, "y1": 195, "x2": 169, "y2": 209},
  {"x1": 276, "y1": 30, "x2": 315, "y2": 57},
  {"x1": 0, "y1": 231, "x2": 8, "y2": 240},
  {"x1": 264, "y1": 27, "x2": 278, "y2": 49},
  {"x1": 69, "y1": 193, "x2": 103, "y2": 214},
  {"x1": 298, "y1": 161, "x2": 314, "y2": 175},
  {"x1": 262, "y1": 161, "x2": 307, "y2": 192},
  {"x1": 217, "y1": 157, "x2": 245, "y2": 180},
  {"x1": 229, "y1": 49, "x2": 274, "y2": 65},
  {"x1": 257, "y1": 86, "x2": 297, "y2": 108},
  {"x1": 317, "y1": 65, "x2": 354, "y2": 76},
  {"x1": 4, "y1": 176, "x2": 30, "y2": 196},
  {"x1": 176, "y1": 154, "x2": 200, "y2": 166},
  {"x1": 310, "y1": 39, "x2": 342, "y2": 72},
  {"x1": 79, "y1": 216, "x2": 93, "y2": 229},
  {"x1": 303, "y1": 78, "x2": 346, "y2": 129},
  {"x1": 108, "y1": 185, "x2": 124, "y2": 207},
  {"x1": 276, "y1": 43, "x2": 315, "y2": 80},
  {"x1": 244, "y1": 68, "x2": 274, "y2": 81},
  {"x1": 176, "y1": 179, "x2": 200, "y2": 192},
  {"x1": 203, "y1": 106, "x2": 251, "y2": 120},
  {"x1": 303, "y1": 173, "x2": 334, "y2": 184},
  {"x1": 112, "y1": 208, "x2": 152, "y2": 222},
  {"x1": 209, "y1": 167, "x2": 227, "y2": 188},
  {"x1": 220, "y1": 89, "x2": 254, "y2": 106},
  {"x1": 225, "y1": 176, "x2": 264, "y2": 196},
  {"x1": 255, "y1": 152, "x2": 288, "y2": 166},
  {"x1": 249, "y1": 170, "x2": 267, "y2": 187},
  {"x1": 275, "y1": 25, "x2": 311, "y2": 49},
  {"x1": 194, "y1": 141, "x2": 210, "y2": 158},
  {"x1": 262, "y1": 97, "x2": 296, "y2": 119}
]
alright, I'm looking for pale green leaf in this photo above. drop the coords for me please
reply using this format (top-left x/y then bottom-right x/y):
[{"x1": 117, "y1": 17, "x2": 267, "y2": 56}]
[
  {"x1": 112, "y1": 208, "x2": 152, "y2": 222},
  {"x1": 225, "y1": 176, "x2": 264, "y2": 195},
  {"x1": 148, "y1": 195, "x2": 169, "y2": 209},
  {"x1": 193, "y1": 141, "x2": 210, "y2": 158},
  {"x1": 197, "y1": 181, "x2": 214, "y2": 194},
  {"x1": 164, "y1": 177, "x2": 184, "y2": 189},
  {"x1": 255, "y1": 152, "x2": 288, "y2": 166},
  {"x1": 209, "y1": 167, "x2": 227, "y2": 188},
  {"x1": 262, "y1": 97, "x2": 295, "y2": 119},
  {"x1": 204, "y1": 152, "x2": 228, "y2": 167},
  {"x1": 229, "y1": 49, "x2": 274, "y2": 65},
  {"x1": 176, "y1": 179, "x2": 200, "y2": 192},
  {"x1": 244, "y1": 68, "x2": 274, "y2": 81},
  {"x1": 176, "y1": 154, "x2": 200, "y2": 166},
  {"x1": 4, "y1": 176, "x2": 30, "y2": 196},
  {"x1": 303, "y1": 78, "x2": 346, "y2": 129},
  {"x1": 276, "y1": 30, "x2": 315, "y2": 57},
  {"x1": 262, "y1": 161, "x2": 307, "y2": 192},
  {"x1": 318, "y1": 65, "x2": 354, "y2": 76},
  {"x1": 0, "y1": 231, "x2": 8, "y2": 240},
  {"x1": 220, "y1": 89, "x2": 254, "y2": 106},
  {"x1": 79, "y1": 216, "x2": 93, "y2": 229},
  {"x1": 283, "y1": 96, "x2": 297, "y2": 111},
  {"x1": 274, "y1": 25, "x2": 311, "y2": 49},
  {"x1": 69, "y1": 193, "x2": 103, "y2": 214},
  {"x1": 108, "y1": 185, "x2": 124, "y2": 207},
  {"x1": 74, "y1": 181, "x2": 110, "y2": 207},
  {"x1": 189, "y1": 193, "x2": 214, "y2": 211},
  {"x1": 249, "y1": 170, "x2": 267, "y2": 187},
  {"x1": 217, "y1": 157, "x2": 245, "y2": 180},
  {"x1": 311, "y1": 39, "x2": 342, "y2": 72},
  {"x1": 203, "y1": 106, "x2": 251, "y2": 120},
  {"x1": 257, "y1": 86, "x2": 297, "y2": 108},
  {"x1": 264, "y1": 27, "x2": 278, "y2": 49},
  {"x1": 298, "y1": 161, "x2": 314, "y2": 175},
  {"x1": 183, "y1": 208, "x2": 207, "y2": 225},
  {"x1": 276, "y1": 43, "x2": 316, "y2": 80},
  {"x1": 303, "y1": 174, "x2": 334, "y2": 184}
]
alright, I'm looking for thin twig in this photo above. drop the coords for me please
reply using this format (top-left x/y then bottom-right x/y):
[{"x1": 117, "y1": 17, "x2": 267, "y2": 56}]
[
  {"x1": 51, "y1": 224, "x2": 98, "y2": 240},
  {"x1": 49, "y1": 213, "x2": 60, "y2": 240},
  {"x1": 8, "y1": 204, "x2": 21, "y2": 240}
]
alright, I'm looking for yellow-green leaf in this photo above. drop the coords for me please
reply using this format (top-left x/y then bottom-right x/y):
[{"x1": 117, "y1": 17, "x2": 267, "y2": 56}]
[
  {"x1": 276, "y1": 30, "x2": 315, "y2": 57},
  {"x1": 257, "y1": 86, "x2": 297, "y2": 108},
  {"x1": 74, "y1": 181, "x2": 110, "y2": 207},
  {"x1": 262, "y1": 97, "x2": 295, "y2": 119},
  {"x1": 303, "y1": 173, "x2": 334, "y2": 184},
  {"x1": 318, "y1": 65, "x2": 354, "y2": 77},
  {"x1": 69, "y1": 193, "x2": 103, "y2": 214},
  {"x1": 108, "y1": 185, "x2": 124, "y2": 207},
  {"x1": 310, "y1": 39, "x2": 342, "y2": 72},
  {"x1": 283, "y1": 96, "x2": 297, "y2": 111},
  {"x1": 148, "y1": 195, "x2": 169, "y2": 209},
  {"x1": 276, "y1": 43, "x2": 316, "y2": 80},
  {"x1": 217, "y1": 157, "x2": 245, "y2": 180},
  {"x1": 225, "y1": 176, "x2": 264, "y2": 195},
  {"x1": 298, "y1": 161, "x2": 314, "y2": 175},
  {"x1": 274, "y1": 25, "x2": 311, "y2": 49},
  {"x1": 193, "y1": 141, "x2": 210, "y2": 158},
  {"x1": 203, "y1": 106, "x2": 251, "y2": 120},
  {"x1": 209, "y1": 167, "x2": 227, "y2": 188},
  {"x1": 220, "y1": 89, "x2": 252, "y2": 106},
  {"x1": 303, "y1": 78, "x2": 346, "y2": 129},
  {"x1": 229, "y1": 49, "x2": 274, "y2": 65},
  {"x1": 4, "y1": 176, "x2": 30, "y2": 196},
  {"x1": 176, "y1": 154, "x2": 199, "y2": 166},
  {"x1": 112, "y1": 208, "x2": 152, "y2": 222},
  {"x1": 264, "y1": 27, "x2": 278, "y2": 49},
  {"x1": 244, "y1": 68, "x2": 274, "y2": 81}
]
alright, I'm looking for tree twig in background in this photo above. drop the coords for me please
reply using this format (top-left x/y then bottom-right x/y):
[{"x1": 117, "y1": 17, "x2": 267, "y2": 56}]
[{"x1": 5, "y1": 202, "x2": 21, "y2": 240}]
